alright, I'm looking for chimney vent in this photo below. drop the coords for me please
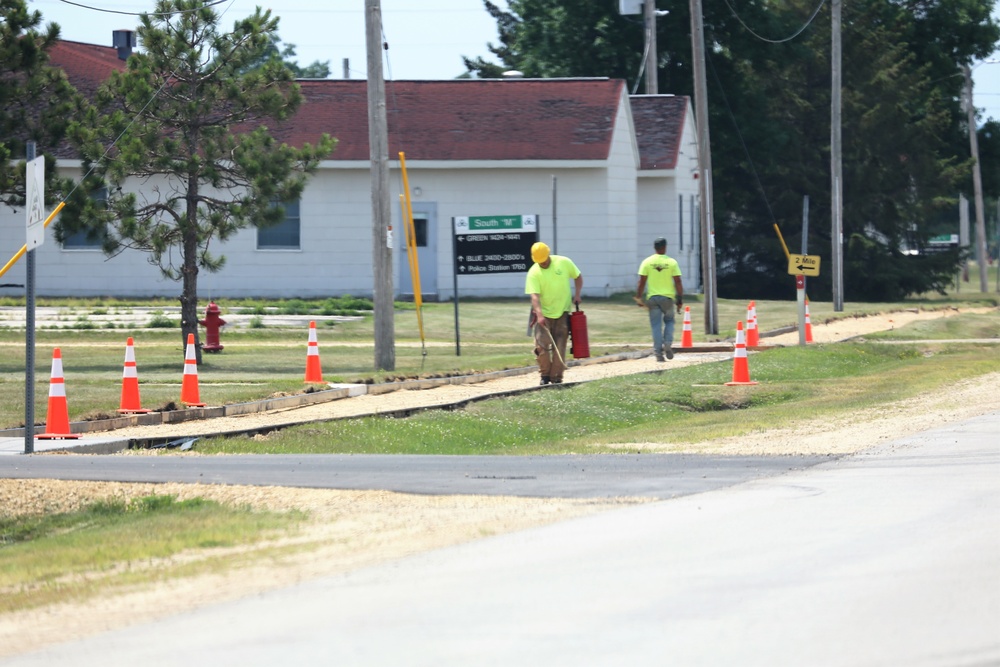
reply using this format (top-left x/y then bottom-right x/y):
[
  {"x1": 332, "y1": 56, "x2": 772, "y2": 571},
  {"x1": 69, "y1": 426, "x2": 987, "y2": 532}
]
[{"x1": 112, "y1": 30, "x2": 136, "y2": 60}]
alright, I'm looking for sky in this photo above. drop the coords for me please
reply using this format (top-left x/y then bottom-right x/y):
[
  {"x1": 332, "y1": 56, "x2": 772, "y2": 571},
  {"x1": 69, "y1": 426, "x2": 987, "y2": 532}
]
[
  {"x1": 26, "y1": 0, "x2": 1000, "y2": 123},
  {"x1": 31, "y1": 0, "x2": 511, "y2": 80}
]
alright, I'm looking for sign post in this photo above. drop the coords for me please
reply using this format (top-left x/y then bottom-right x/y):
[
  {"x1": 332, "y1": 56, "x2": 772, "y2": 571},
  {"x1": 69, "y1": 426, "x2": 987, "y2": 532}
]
[
  {"x1": 451, "y1": 215, "x2": 538, "y2": 356},
  {"x1": 788, "y1": 254, "x2": 821, "y2": 346},
  {"x1": 25, "y1": 149, "x2": 44, "y2": 453}
]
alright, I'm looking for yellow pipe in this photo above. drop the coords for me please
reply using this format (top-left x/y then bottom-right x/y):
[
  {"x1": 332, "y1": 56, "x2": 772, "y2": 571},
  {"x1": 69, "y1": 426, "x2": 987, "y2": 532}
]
[
  {"x1": 0, "y1": 201, "x2": 66, "y2": 279},
  {"x1": 773, "y1": 223, "x2": 791, "y2": 261},
  {"x1": 398, "y1": 152, "x2": 425, "y2": 344}
]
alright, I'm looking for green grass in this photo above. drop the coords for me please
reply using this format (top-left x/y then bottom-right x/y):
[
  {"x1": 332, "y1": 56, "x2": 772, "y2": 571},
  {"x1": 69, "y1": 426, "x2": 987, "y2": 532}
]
[
  {"x1": 0, "y1": 494, "x2": 304, "y2": 613},
  {"x1": 197, "y1": 335, "x2": 1000, "y2": 455},
  {"x1": 0, "y1": 294, "x2": 996, "y2": 429}
]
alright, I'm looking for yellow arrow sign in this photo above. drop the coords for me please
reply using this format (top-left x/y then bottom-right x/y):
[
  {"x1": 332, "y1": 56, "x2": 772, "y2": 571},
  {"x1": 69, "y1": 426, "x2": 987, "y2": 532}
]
[{"x1": 788, "y1": 254, "x2": 821, "y2": 276}]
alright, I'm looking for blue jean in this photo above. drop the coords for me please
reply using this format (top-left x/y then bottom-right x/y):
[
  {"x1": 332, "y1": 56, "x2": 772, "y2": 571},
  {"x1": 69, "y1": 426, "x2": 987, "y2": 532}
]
[{"x1": 647, "y1": 295, "x2": 676, "y2": 352}]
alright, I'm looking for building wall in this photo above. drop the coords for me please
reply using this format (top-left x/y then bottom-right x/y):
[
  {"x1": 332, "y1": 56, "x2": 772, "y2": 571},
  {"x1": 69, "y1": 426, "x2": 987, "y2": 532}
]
[{"x1": 0, "y1": 98, "x2": 695, "y2": 301}]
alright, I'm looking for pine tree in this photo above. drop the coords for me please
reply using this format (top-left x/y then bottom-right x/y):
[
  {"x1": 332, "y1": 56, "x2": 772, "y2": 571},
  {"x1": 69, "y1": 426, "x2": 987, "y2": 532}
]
[
  {"x1": 0, "y1": 0, "x2": 79, "y2": 209},
  {"x1": 62, "y1": 0, "x2": 334, "y2": 359}
]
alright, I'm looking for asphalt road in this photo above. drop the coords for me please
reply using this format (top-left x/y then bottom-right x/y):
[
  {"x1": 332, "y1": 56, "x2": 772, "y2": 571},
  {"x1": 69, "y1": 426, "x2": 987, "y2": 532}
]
[
  {"x1": 0, "y1": 451, "x2": 830, "y2": 499},
  {"x1": 3, "y1": 412, "x2": 998, "y2": 666}
]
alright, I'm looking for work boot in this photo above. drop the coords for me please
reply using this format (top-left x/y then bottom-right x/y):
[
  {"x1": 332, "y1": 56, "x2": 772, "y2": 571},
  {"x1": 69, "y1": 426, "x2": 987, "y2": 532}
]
[
  {"x1": 540, "y1": 376, "x2": 550, "y2": 385},
  {"x1": 664, "y1": 345, "x2": 674, "y2": 360},
  {"x1": 655, "y1": 353, "x2": 665, "y2": 362},
  {"x1": 551, "y1": 378, "x2": 563, "y2": 384}
]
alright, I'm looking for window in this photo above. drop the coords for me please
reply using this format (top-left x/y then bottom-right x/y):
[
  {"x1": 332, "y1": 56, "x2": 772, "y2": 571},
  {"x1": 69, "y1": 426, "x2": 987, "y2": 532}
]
[
  {"x1": 62, "y1": 187, "x2": 107, "y2": 250},
  {"x1": 408, "y1": 214, "x2": 428, "y2": 248},
  {"x1": 258, "y1": 199, "x2": 301, "y2": 249}
]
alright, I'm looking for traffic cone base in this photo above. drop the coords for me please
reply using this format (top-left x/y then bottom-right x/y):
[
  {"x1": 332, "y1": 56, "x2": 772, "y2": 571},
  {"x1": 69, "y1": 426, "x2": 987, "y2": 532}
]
[
  {"x1": 180, "y1": 333, "x2": 206, "y2": 407},
  {"x1": 680, "y1": 306, "x2": 693, "y2": 348},
  {"x1": 118, "y1": 337, "x2": 152, "y2": 414},
  {"x1": 305, "y1": 321, "x2": 324, "y2": 383},
  {"x1": 725, "y1": 321, "x2": 758, "y2": 386},
  {"x1": 38, "y1": 348, "x2": 80, "y2": 439}
]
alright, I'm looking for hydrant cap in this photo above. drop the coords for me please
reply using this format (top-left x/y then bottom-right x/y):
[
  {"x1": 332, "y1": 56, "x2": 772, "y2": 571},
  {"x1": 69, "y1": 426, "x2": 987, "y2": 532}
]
[{"x1": 206, "y1": 302, "x2": 220, "y2": 313}]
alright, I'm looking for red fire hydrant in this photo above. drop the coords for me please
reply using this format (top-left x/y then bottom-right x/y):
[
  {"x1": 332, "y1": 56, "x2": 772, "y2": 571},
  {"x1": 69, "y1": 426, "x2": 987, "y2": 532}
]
[{"x1": 198, "y1": 301, "x2": 226, "y2": 352}]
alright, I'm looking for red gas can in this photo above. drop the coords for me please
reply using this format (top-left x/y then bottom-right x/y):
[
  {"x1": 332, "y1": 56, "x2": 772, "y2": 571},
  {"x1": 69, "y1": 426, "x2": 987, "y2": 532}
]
[{"x1": 569, "y1": 305, "x2": 590, "y2": 359}]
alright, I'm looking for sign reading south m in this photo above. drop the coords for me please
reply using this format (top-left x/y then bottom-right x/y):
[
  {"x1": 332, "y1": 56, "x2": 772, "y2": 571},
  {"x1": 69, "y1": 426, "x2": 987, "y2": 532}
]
[
  {"x1": 453, "y1": 215, "x2": 538, "y2": 234},
  {"x1": 452, "y1": 215, "x2": 538, "y2": 275}
]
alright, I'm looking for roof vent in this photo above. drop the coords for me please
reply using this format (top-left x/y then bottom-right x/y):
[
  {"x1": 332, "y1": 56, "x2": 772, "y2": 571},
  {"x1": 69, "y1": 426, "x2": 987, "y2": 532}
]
[
  {"x1": 502, "y1": 70, "x2": 524, "y2": 79},
  {"x1": 112, "y1": 30, "x2": 136, "y2": 61}
]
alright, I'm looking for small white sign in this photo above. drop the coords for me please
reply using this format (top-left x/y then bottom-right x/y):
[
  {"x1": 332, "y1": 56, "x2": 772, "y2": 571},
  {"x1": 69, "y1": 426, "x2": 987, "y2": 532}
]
[
  {"x1": 619, "y1": 0, "x2": 643, "y2": 15},
  {"x1": 26, "y1": 157, "x2": 45, "y2": 249}
]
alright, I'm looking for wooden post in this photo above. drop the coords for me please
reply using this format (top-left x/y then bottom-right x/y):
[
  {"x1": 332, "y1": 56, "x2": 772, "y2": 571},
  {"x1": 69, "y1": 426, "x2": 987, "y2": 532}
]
[{"x1": 365, "y1": 0, "x2": 394, "y2": 370}]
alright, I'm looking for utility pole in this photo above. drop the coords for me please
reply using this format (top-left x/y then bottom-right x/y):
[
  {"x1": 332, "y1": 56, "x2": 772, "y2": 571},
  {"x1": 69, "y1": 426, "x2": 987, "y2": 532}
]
[
  {"x1": 963, "y1": 64, "x2": 989, "y2": 293},
  {"x1": 831, "y1": 0, "x2": 843, "y2": 311},
  {"x1": 644, "y1": 0, "x2": 657, "y2": 95},
  {"x1": 365, "y1": 0, "x2": 394, "y2": 371},
  {"x1": 689, "y1": 0, "x2": 717, "y2": 334}
]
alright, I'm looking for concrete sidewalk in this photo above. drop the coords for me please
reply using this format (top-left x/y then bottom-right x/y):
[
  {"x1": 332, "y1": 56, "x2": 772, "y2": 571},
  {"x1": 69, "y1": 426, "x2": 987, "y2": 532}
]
[{"x1": 0, "y1": 434, "x2": 129, "y2": 456}]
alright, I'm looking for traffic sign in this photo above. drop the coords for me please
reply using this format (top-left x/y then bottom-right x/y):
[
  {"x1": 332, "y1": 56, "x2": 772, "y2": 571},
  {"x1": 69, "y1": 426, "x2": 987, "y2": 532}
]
[
  {"x1": 788, "y1": 253, "x2": 820, "y2": 277},
  {"x1": 26, "y1": 157, "x2": 45, "y2": 249},
  {"x1": 453, "y1": 215, "x2": 537, "y2": 274}
]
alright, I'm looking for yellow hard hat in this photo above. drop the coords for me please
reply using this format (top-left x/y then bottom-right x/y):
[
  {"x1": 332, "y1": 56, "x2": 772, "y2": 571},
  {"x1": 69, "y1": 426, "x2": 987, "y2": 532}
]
[{"x1": 531, "y1": 242, "x2": 550, "y2": 264}]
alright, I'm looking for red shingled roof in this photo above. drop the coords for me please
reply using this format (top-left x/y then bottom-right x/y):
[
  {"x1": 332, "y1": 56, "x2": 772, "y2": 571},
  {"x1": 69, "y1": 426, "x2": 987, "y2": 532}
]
[
  {"x1": 47, "y1": 40, "x2": 637, "y2": 163},
  {"x1": 277, "y1": 78, "x2": 624, "y2": 161},
  {"x1": 630, "y1": 95, "x2": 690, "y2": 170},
  {"x1": 48, "y1": 40, "x2": 127, "y2": 99}
]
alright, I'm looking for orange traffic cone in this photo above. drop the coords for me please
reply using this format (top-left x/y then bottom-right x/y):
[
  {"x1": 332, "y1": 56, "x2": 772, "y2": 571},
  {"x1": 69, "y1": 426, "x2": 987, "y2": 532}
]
[
  {"x1": 118, "y1": 337, "x2": 151, "y2": 414},
  {"x1": 746, "y1": 301, "x2": 760, "y2": 348},
  {"x1": 180, "y1": 333, "x2": 205, "y2": 407},
  {"x1": 680, "y1": 306, "x2": 693, "y2": 348},
  {"x1": 305, "y1": 321, "x2": 324, "y2": 383},
  {"x1": 725, "y1": 321, "x2": 758, "y2": 386},
  {"x1": 804, "y1": 298, "x2": 814, "y2": 343},
  {"x1": 37, "y1": 348, "x2": 80, "y2": 439}
]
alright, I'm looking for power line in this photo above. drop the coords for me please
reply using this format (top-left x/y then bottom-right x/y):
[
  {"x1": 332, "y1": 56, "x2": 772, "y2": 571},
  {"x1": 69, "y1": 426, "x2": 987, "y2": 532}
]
[
  {"x1": 56, "y1": 0, "x2": 231, "y2": 17},
  {"x1": 719, "y1": 0, "x2": 826, "y2": 44}
]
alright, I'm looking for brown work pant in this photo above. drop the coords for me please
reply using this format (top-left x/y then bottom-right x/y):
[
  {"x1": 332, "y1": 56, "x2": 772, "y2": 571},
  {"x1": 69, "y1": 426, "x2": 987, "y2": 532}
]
[{"x1": 534, "y1": 314, "x2": 569, "y2": 381}]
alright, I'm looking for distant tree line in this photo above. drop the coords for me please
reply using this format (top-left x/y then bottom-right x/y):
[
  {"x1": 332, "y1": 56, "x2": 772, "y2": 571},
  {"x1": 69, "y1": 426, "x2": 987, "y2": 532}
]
[{"x1": 464, "y1": 0, "x2": 1000, "y2": 300}]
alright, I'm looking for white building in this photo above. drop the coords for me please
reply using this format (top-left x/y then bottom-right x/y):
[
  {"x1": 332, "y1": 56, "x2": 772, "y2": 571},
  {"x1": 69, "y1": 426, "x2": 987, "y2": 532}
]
[{"x1": 0, "y1": 37, "x2": 701, "y2": 301}]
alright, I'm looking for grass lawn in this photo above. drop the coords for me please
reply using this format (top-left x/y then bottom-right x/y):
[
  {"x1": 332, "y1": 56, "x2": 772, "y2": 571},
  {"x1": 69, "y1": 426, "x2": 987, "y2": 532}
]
[
  {"x1": 0, "y1": 494, "x2": 303, "y2": 613},
  {"x1": 0, "y1": 292, "x2": 996, "y2": 430}
]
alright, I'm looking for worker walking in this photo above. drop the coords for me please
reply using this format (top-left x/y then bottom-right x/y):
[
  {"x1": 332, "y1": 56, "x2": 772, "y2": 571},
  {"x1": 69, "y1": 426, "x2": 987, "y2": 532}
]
[
  {"x1": 636, "y1": 237, "x2": 683, "y2": 361},
  {"x1": 525, "y1": 242, "x2": 583, "y2": 385}
]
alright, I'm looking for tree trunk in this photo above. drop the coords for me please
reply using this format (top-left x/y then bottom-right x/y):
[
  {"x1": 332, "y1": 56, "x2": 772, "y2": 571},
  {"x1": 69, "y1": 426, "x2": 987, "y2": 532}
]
[{"x1": 181, "y1": 176, "x2": 201, "y2": 365}]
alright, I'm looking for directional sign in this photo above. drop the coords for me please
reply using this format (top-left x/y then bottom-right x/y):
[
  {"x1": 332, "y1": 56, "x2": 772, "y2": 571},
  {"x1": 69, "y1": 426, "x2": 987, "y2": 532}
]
[
  {"x1": 26, "y1": 157, "x2": 45, "y2": 249},
  {"x1": 453, "y1": 215, "x2": 538, "y2": 274},
  {"x1": 787, "y1": 253, "x2": 820, "y2": 277}
]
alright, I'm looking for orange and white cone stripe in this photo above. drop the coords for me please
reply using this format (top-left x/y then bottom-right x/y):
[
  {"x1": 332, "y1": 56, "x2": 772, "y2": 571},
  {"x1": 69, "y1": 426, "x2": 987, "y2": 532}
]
[
  {"x1": 746, "y1": 301, "x2": 760, "y2": 348},
  {"x1": 180, "y1": 333, "x2": 205, "y2": 407},
  {"x1": 680, "y1": 306, "x2": 693, "y2": 348},
  {"x1": 119, "y1": 337, "x2": 151, "y2": 414},
  {"x1": 725, "y1": 321, "x2": 758, "y2": 386},
  {"x1": 305, "y1": 321, "x2": 324, "y2": 383},
  {"x1": 38, "y1": 347, "x2": 80, "y2": 439},
  {"x1": 804, "y1": 299, "x2": 814, "y2": 343}
]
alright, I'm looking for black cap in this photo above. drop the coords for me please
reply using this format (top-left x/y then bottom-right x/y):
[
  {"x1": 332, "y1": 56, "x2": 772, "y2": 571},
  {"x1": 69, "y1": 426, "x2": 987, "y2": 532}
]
[{"x1": 654, "y1": 237, "x2": 667, "y2": 247}]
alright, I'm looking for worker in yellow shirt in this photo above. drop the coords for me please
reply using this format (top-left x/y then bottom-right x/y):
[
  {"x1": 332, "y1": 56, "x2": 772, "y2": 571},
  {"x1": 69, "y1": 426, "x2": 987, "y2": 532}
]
[
  {"x1": 636, "y1": 237, "x2": 683, "y2": 361},
  {"x1": 525, "y1": 242, "x2": 582, "y2": 385}
]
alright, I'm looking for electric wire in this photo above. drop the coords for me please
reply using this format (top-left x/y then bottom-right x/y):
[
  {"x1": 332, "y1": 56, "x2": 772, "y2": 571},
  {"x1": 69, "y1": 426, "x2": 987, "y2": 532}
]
[
  {"x1": 631, "y1": 26, "x2": 651, "y2": 95},
  {"x1": 56, "y1": 0, "x2": 232, "y2": 17},
  {"x1": 706, "y1": 46, "x2": 780, "y2": 231},
  {"x1": 719, "y1": 0, "x2": 827, "y2": 44}
]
